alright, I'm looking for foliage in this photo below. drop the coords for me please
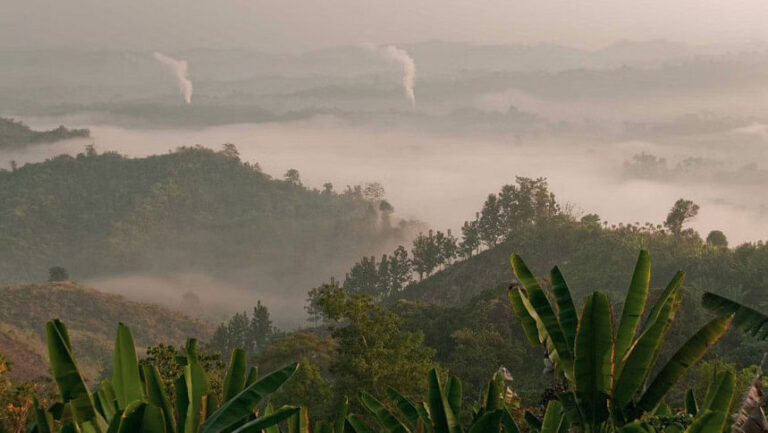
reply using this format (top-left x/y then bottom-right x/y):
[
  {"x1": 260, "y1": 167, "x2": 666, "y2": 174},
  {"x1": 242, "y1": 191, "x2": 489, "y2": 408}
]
[
  {"x1": 664, "y1": 199, "x2": 699, "y2": 236},
  {"x1": 0, "y1": 282, "x2": 211, "y2": 381},
  {"x1": 0, "y1": 146, "x2": 414, "y2": 286},
  {"x1": 509, "y1": 250, "x2": 732, "y2": 430},
  {"x1": 307, "y1": 281, "x2": 438, "y2": 405},
  {"x1": 0, "y1": 117, "x2": 89, "y2": 149},
  {"x1": 210, "y1": 301, "x2": 278, "y2": 358},
  {"x1": 47, "y1": 267, "x2": 69, "y2": 282},
  {"x1": 0, "y1": 354, "x2": 51, "y2": 433},
  {"x1": 706, "y1": 230, "x2": 728, "y2": 248},
  {"x1": 139, "y1": 343, "x2": 226, "y2": 401},
  {"x1": 29, "y1": 319, "x2": 299, "y2": 433}
]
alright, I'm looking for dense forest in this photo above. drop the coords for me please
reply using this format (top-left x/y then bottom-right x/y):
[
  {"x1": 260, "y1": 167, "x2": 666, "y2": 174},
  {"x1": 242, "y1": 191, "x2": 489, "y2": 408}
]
[
  {"x1": 3, "y1": 170, "x2": 768, "y2": 432},
  {"x1": 0, "y1": 117, "x2": 89, "y2": 149},
  {"x1": 0, "y1": 145, "x2": 418, "y2": 306}
]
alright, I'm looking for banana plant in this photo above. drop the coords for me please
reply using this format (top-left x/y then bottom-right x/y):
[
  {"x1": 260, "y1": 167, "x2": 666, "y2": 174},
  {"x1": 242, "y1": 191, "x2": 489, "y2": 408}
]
[
  {"x1": 350, "y1": 369, "x2": 520, "y2": 433},
  {"x1": 32, "y1": 319, "x2": 299, "y2": 433},
  {"x1": 509, "y1": 250, "x2": 733, "y2": 432}
]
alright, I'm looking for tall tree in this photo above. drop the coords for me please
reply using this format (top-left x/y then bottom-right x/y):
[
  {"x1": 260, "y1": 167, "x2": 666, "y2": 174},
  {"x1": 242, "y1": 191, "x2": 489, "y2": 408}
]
[
  {"x1": 664, "y1": 198, "x2": 699, "y2": 235},
  {"x1": 459, "y1": 215, "x2": 481, "y2": 258},
  {"x1": 478, "y1": 194, "x2": 503, "y2": 247},
  {"x1": 211, "y1": 300, "x2": 277, "y2": 357},
  {"x1": 344, "y1": 256, "x2": 380, "y2": 297},
  {"x1": 307, "y1": 281, "x2": 437, "y2": 402}
]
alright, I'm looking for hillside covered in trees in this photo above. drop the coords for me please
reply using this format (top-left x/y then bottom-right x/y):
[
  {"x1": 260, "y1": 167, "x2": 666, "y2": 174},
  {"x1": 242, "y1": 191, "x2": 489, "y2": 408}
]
[
  {"x1": 0, "y1": 117, "x2": 89, "y2": 149},
  {"x1": 0, "y1": 281, "x2": 211, "y2": 382},
  {"x1": 271, "y1": 177, "x2": 768, "y2": 417},
  {"x1": 0, "y1": 145, "x2": 417, "y2": 305}
]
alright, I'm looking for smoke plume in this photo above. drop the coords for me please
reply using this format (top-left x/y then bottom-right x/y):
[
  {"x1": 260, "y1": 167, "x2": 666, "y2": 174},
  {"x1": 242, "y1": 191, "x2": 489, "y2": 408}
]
[
  {"x1": 380, "y1": 45, "x2": 416, "y2": 107},
  {"x1": 153, "y1": 52, "x2": 193, "y2": 104}
]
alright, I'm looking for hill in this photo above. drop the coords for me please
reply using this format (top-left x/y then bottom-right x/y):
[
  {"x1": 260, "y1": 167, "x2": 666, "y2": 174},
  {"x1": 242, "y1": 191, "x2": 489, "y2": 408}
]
[
  {"x1": 0, "y1": 117, "x2": 89, "y2": 148},
  {"x1": 0, "y1": 281, "x2": 212, "y2": 381},
  {"x1": 0, "y1": 146, "x2": 417, "y2": 321}
]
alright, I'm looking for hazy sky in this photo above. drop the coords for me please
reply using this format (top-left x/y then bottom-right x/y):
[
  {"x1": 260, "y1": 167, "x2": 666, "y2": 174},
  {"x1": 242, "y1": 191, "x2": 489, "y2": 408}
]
[{"x1": 3, "y1": 0, "x2": 768, "y2": 51}]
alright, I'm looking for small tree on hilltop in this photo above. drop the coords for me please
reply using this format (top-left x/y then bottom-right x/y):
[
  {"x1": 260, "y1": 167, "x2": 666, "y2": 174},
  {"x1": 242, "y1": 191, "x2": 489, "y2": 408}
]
[
  {"x1": 48, "y1": 266, "x2": 69, "y2": 282},
  {"x1": 664, "y1": 198, "x2": 699, "y2": 236}
]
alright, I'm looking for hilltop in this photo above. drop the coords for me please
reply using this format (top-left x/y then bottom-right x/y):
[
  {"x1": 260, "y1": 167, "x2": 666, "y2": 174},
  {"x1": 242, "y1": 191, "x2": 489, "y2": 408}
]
[
  {"x1": 0, "y1": 146, "x2": 417, "y2": 313},
  {"x1": 0, "y1": 281, "x2": 212, "y2": 381},
  {"x1": 0, "y1": 117, "x2": 89, "y2": 148}
]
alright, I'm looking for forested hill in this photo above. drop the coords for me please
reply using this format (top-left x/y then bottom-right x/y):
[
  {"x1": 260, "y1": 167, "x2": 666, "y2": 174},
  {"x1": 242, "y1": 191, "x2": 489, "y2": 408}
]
[
  {"x1": 398, "y1": 198, "x2": 768, "y2": 310},
  {"x1": 331, "y1": 177, "x2": 768, "y2": 312},
  {"x1": 0, "y1": 117, "x2": 89, "y2": 148},
  {"x1": 0, "y1": 145, "x2": 415, "y2": 287},
  {"x1": 0, "y1": 281, "x2": 211, "y2": 381}
]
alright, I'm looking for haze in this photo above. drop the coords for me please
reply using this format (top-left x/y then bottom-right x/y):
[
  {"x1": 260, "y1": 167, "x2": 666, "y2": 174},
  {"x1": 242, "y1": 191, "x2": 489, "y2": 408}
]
[{"x1": 4, "y1": 0, "x2": 768, "y2": 324}]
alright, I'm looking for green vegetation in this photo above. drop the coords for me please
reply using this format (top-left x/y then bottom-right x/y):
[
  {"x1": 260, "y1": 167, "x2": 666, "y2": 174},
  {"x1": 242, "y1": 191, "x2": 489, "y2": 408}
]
[
  {"x1": 0, "y1": 145, "x2": 416, "y2": 288},
  {"x1": 0, "y1": 117, "x2": 89, "y2": 149},
  {"x1": 509, "y1": 250, "x2": 730, "y2": 431},
  {"x1": 10, "y1": 250, "x2": 768, "y2": 432},
  {"x1": 0, "y1": 282, "x2": 212, "y2": 381}
]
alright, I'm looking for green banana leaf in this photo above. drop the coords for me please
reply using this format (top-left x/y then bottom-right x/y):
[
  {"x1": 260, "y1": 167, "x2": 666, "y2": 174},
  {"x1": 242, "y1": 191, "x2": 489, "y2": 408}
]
[
  {"x1": 386, "y1": 388, "x2": 420, "y2": 431},
  {"x1": 540, "y1": 400, "x2": 564, "y2": 433},
  {"x1": 684, "y1": 389, "x2": 698, "y2": 416},
  {"x1": 334, "y1": 396, "x2": 349, "y2": 433},
  {"x1": 468, "y1": 409, "x2": 502, "y2": 433},
  {"x1": 347, "y1": 416, "x2": 376, "y2": 433},
  {"x1": 638, "y1": 316, "x2": 731, "y2": 411},
  {"x1": 359, "y1": 390, "x2": 410, "y2": 433},
  {"x1": 427, "y1": 369, "x2": 461, "y2": 433},
  {"x1": 199, "y1": 362, "x2": 298, "y2": 433},
  {"x1": 222, "y1": 349, "x2": 248, "y2": 403},
  {"x1": 684, "y1": 410, "x2": 727, "y2": 433},
  {"x1": 550, "y1": 266, "x2": 578, "y2": 350},
  {"x1": 613, "y1": 293, "x2": 679, "y2": 406},
  {"x1": 507, "y1": 287, "x2": 540, "y2": 347},
  {"x1": 231, "y1": 406, "x2": 300, "y2": 433},
  {"x1": 614, "y1": 250, "x2": 651, "y2": 371},
  {"x1": 446, "y1": 377, "x2": 462, "y2": 418},
  {"x1": 112, "y1": 323, "x2": 144, "y2": 409},
  {"x1": 511, "y1": 254, "x2": 573, "y2": 376},
  {"x1": 698, "y1": 370, "x2": 735, "y2": 416},
  {"x1": 46, "y1": 319, "x2": 104, "y2": 432},
  {"x1": 143, "y1": 364, "x2": 176, "y2": 433},
  {"x1": 573, "y1": 292, "x2": 613, "y2": 425},
  {"x1": 702, "y1": 292, "x2": 768, "y2": 339}
]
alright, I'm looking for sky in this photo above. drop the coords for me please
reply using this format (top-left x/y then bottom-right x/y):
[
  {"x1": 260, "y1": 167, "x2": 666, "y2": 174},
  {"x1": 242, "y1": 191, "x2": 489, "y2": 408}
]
[{"x1": 3, "y1": 0, "x2": 768, "y2": 51}]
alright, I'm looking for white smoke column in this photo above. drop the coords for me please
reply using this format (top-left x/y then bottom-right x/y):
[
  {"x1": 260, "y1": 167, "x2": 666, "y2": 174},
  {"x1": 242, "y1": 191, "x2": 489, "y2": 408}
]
[
  {"x1": 380, "y1": 45, "x2": 416, "y2": 107},
  {"x1": 153, "y1": 52, "x2": 193, "y2": 104}
]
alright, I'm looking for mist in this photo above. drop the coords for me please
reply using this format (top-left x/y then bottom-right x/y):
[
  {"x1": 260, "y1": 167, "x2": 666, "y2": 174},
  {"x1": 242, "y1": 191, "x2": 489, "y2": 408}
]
[{"x1": 4, "y1": 117, "x2": 768, "y2": 248}]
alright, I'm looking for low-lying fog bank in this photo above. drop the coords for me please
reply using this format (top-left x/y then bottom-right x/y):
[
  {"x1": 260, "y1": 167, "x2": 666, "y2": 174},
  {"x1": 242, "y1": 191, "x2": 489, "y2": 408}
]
[{"x1": 3, "y1": 117, "x2": 767, "y2": 245}]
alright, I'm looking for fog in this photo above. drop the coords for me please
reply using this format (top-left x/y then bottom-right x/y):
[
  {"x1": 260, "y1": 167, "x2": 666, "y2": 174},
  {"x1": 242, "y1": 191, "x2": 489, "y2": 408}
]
[
  {"x1": 6, "y1": 6, "x2": 768, "y2": 326},
  {"x1": 4, "y1": 117, "x2": 768, "y2": 248}
]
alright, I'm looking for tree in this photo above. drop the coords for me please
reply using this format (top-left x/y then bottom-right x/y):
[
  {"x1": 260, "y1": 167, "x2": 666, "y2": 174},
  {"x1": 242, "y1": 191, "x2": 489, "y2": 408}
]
[
  {"x1": 220, "y1": 142, "x2": 240, "y2": 159},
  {"x1": 411, "y1": 230, "x2": 441, "y2": 279},
  {"x1": 478, "y1": 194, "x2": 504, "y2": 247},
  {"x1": 322, "y1": 182, "x2": 334, "y2": 195},
  {"x1": 268, "y1": 357, "x2": 334, "y2": 421},
  {"x1": 459, "y1": 216, "x2": 481, "y2": 258},
  {"x1": 435, "y1": 229, "x2": 458, "y2": 266},
  {"x1": 706, "y1": 230, "x2": 728, "y2": 248},
  {"x1": 140, "y1": 342, "x2": 226, "y2": 398},
  {"x1": 210, "y1": 300, "x2": 277, "y2": 357},
  {"x1": 48, "y1": 266, "x2": 69, "y2": 282},
  {"x1": 664, "y1": 198, "x2": 699, "y2": 235},
  {"x1": 284, "y1": 168, "x2": 301, "y2": 185},
  {"x1": 343, "y1": 256, "x2": 380, "y2": 297},
  {"x1": 362, "y1": 182, "x2": 386, "y2": 201},
  {"x1": 307, "y1": 281, "x2": 437, "y2": 402},
  {"x1": 386, "y1": 246, "x2": 412, "y2": 293}
]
